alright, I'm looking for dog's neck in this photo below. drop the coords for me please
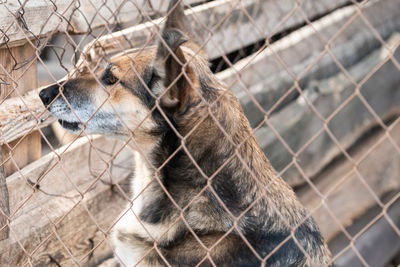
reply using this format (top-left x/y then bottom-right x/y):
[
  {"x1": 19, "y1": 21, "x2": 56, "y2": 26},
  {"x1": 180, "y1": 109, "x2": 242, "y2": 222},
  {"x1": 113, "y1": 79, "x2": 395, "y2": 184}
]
[
  {"x1": 124, "y1": 85, "x2": 308, "y2": 233},
  {"x1": 126, "y1": 84, "x2": 270, "y2": 183},
  {"x1": 130, "y1": 91, "x2": 265, "y2": 185}
]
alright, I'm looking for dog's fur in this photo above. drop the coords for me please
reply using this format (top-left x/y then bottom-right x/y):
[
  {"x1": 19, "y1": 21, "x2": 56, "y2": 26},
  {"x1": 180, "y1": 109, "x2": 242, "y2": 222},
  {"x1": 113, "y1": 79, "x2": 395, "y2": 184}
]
[{"x1": 39, "y1": 1, "x2": 331, "y2": 266}]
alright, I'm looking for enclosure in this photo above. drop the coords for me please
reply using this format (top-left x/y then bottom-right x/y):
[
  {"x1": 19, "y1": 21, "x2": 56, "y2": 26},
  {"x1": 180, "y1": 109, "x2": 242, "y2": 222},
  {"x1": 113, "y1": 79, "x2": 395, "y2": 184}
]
[{"x1": 0, "y1": 0, "x2": 399, "y2": 266}]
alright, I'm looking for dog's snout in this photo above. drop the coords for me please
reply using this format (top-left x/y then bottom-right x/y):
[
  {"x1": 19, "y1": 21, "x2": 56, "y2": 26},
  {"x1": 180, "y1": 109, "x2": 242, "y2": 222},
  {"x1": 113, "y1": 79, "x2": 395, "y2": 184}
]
[{"x1": 39, "y1": 84, "x2": 59, "y2": 107}]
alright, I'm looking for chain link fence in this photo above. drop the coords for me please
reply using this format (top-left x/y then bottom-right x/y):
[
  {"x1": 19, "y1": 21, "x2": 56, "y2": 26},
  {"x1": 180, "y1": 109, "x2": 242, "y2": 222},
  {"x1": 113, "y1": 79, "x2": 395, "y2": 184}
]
[{"x1": 0, "y1": 0, "x2": 399, "y2": 266}]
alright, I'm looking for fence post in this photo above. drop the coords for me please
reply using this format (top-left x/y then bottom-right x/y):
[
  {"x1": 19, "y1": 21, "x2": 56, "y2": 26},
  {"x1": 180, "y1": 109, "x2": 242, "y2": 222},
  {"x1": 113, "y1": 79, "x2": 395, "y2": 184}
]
[
  {"x1": 0, "y1": 43, "x2": 41, "y2": 177},
  {"x1": 0, "y1": 42, "x2": 41, "y2": 240}
]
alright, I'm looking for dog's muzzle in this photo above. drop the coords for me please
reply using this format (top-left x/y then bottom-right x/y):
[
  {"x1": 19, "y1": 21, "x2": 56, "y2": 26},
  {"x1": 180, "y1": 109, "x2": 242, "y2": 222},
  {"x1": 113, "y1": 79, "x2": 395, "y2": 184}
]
[
  {"x1": 39, "y1": 83, "x2": 82, "y2": 132},
  {"x1": 39, "y1": 84, "x2": 60, "y2": 107}
]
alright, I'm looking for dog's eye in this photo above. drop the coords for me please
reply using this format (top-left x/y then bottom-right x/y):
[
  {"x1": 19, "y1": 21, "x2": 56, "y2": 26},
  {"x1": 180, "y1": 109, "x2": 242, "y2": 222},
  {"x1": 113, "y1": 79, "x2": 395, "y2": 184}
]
[
  {"x1": 101, "y1": 66, "x2": 118, "y2": 86},
  {"x1": 106, "y1": 75, "x2": 118, "y2": 85},
  {"x1": 103, "y1": 73, "x2": 118, "y2": 85}
]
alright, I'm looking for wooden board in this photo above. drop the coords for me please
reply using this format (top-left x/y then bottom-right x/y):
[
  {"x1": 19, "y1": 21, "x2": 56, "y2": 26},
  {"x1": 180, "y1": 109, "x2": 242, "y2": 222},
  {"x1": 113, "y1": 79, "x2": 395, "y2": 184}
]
[
  {"x1": 0, "y1": 135, "x2": 133, "y2": 266},
  {"x1": 1, "y1": 131, "x2": 41, "y2": 176},
  {"x1": 0, "y1": 88, "x2": 55, "y2": 145},
  {"x1": 0, "y1": 43, "x2": 38, "y2": 99},
  {"x1": 254, "y1": 33, "x2": 400, "y2": 186},
  {"x1": 80, "y1": 0, "x2": 349, "y2": 63},
  {"x1": 6, "y1": 136, "x2": 132, "y2": 220},
  {"x1": 298, "y1": 121, "x2": 400, "y2": 241},
  {"x1": 0, "y1": 43, "x2": 41, "y2": 176},
  {"x1": 331, "y1": 198, "x2": 400, "y2": 267},
  {"x1": 0, "y1": 0, "x2": 210, "y2": 48},
  {"x1": 217, "y1": 0, "x2": 400, "y2": 128}
]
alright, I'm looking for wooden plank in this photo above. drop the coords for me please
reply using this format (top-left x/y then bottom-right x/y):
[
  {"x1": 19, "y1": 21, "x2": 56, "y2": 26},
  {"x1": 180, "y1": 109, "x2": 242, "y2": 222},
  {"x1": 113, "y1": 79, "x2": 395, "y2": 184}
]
[
  {"x1": 0, "y1": 43, "x2": 41, "y2": 176},
  {"x1": 6, "y1": 135, "x2": 131, "y2": 219},
  {"x1": 0, "y1": 150, "x2": 9, "y2": 241},
  {"x1": 68, "y1": 0, "x2": 206, "y2": 34},
  {"x1": 254, "y1": 33, "x2": 400, "y2": 186},
  {"x1": 298, "y1": 121, "x2": 400, "y2": 242},
  {"x1": 1, "y1": 131, "x2": 41, "y2": 176},
  {"x1": 0, "y1": 0, "x2": 205, "y2": 48},
  {"x1": 217, "y1": 0, "x2": 400, "y2": 128},
  {"x1": 0, "y1": 88, "x2": 55, "y2": 145},
  {"x1": 0, "y1": 0, "x2": 71, "y2": 48},
  {"x1": 0, "y1": 135, "x2": 133, "y2": 266},
  {"x1": 80, "y1": 0, "x2": 349, "y2": 63},
  {"x1": 332, "y1": 198, "x2": 400, "y2": 267},
  {"x1": 0, "y1": 43, "x2": 38, "y2": 99}
]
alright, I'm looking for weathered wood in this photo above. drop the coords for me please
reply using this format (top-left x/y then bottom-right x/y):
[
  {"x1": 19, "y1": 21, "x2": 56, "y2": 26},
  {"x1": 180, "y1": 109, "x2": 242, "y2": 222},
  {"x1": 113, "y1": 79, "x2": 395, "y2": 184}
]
[
  {"x1": 298, "y1": 121, "x2": 400, "y2": 241},
  {"x1": 332, "y1": 198, "x2": 400, "y2": 267},
  {"x1": 0, "y1": 43, "x2": 38, "y2": 100},
  {"x1": 0, "y1": 0, "x2": 207, "y2": 48},
  {"x1": 68, "y1": 0, "x2": 205, "y2": 34},
  {"x1": 0, "y1": 135, "x2": 133, "y2": 266},
  {"x1": 0, "y1": 149, "x2": 10, "y2": 241},
  {"x1": 1, "y1": 131, "x2": 42, "y2": 176},
  {"x1": 0, "y1": 89, "x2": 56, "y2": 145},
  {"x1": 0, "y1": 43, "x2": 41, "y2": 176},
  {"x1": 80, "y1": 0, "x2": 349, "y2": 64},
  {"x1": 255, "y1": 33, "x2": 400, "y2": 186},
  {"x1": 217, "y1": 0, "x2": 400, "y2": 128},
  {"x1": 6, "y1": 136, "x2": 131, "y2": 218},
  {"x1": 0, "y1": 1, "x2": 71, "y2": 48},
  {"x1": 0, "y1": 42, "x2": 40, "y2": 241}
]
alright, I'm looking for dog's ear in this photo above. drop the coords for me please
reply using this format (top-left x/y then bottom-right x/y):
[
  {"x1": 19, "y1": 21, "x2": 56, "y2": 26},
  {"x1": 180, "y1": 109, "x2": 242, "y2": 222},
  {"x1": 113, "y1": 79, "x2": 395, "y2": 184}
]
[
  {"x1": 165, "y1": 0, "x2": 199, "y2": 45},
  {"x1": 153, "y1": 1, "x2": 198, "y2": 111},
  {"x1": 154, "y1": 29, "x2": 195, "y2": 110}
]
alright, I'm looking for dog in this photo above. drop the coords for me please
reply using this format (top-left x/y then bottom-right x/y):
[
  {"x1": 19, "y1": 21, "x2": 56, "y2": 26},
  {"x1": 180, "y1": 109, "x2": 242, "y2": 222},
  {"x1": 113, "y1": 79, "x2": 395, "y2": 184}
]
[{"x1": 39, "y1": 1, "x2": 331, "y2": 266}]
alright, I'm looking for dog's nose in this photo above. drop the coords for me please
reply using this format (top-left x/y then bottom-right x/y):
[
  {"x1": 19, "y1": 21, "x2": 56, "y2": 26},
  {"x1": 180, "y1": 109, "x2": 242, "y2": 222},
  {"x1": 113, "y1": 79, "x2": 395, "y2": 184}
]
[{"x1": 39, "y1": 84, "x2": 59, "y2": 107}]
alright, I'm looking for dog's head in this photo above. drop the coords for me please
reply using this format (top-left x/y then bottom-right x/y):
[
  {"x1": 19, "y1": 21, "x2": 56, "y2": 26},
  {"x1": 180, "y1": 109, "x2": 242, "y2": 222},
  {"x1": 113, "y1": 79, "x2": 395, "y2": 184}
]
[{"x1": 39, "y1": 1, "x2": 214, "y2": 146}]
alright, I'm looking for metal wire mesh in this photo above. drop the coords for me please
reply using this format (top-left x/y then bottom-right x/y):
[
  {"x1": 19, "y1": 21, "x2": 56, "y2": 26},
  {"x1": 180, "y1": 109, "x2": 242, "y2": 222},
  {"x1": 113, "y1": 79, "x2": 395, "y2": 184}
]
[{"x1": 0, "y1": 0, "x2": 399, "y2": 266}]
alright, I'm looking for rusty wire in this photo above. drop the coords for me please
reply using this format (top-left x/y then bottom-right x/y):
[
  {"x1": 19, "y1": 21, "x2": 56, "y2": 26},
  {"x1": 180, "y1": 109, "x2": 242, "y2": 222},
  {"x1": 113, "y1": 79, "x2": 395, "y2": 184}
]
[{"x1": 0, "y1": 0, "x2": 399, "y2": 266}]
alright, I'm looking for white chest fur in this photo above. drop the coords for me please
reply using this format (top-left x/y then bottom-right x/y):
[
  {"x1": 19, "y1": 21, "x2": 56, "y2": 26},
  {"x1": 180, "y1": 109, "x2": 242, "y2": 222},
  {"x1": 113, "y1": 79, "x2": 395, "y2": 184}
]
[{"x1": 112, "y1": 152, "x2": 179, "y2": 266}]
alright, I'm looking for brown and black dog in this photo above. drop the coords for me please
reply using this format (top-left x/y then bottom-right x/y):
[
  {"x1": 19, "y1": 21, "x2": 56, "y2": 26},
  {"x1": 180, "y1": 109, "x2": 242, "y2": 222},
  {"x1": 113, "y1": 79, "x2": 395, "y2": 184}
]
[{"x1": 39, "y1": 1, "x2": 331, "y2": 266}]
